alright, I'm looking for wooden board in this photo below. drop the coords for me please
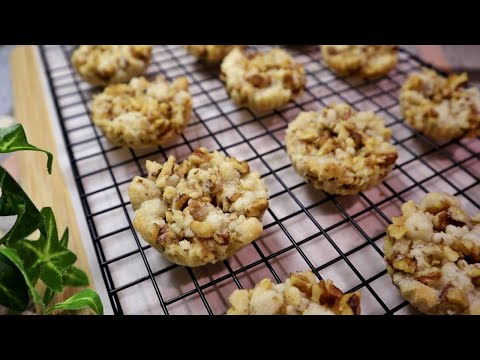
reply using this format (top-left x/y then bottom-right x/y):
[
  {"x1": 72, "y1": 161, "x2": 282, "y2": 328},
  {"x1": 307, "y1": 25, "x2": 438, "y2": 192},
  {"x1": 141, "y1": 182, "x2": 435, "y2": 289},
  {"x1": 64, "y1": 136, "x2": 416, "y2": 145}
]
[
  {"x1": 10, "y1": 46, "x2": 95, "y2": 314},
  {"x1": 417, "y1": 45, "x2": 452, "y2": 71}
]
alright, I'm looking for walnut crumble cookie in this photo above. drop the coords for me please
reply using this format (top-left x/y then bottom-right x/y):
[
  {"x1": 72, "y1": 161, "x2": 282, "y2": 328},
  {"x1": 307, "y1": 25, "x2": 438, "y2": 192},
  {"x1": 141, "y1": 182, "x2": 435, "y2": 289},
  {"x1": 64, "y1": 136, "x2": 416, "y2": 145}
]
[
  {"x1": 91, "y1": 76, "x2": 192, "y2": 149},
  {"x1": 227, "y1": 271, "x2": 361, "y2": 315},
  {"x1": 71, "y1": 45, "x2": 152, "y2": 86},
  {"x1": 185, "y1": 45, "x2": 245, "y2": 63},
  {"x1": 128, "y1": 148, "x2": 269, "y2": 267},
  {"x1": 321, "y1": 45, "x2": 398, "y2": 79},
  {"x1": 400, "y1": 68, "x2": 480, "y2": 140},
  {"x1": 384, "y1": 193, "x2": 480, "y2": 314},
  {"x1": 220, "y1": 47, "x2": 306, "y2": 111},
  {"x1": 286, "y1": 104, "x2": 398, "y2": 195}
]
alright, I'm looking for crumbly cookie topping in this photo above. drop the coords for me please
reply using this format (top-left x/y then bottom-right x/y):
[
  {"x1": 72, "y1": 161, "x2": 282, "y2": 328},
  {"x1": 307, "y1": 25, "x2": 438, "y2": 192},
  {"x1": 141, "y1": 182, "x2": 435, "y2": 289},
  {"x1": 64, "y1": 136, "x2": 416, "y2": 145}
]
[
  {"x1": 71, "y1": 45, "x2": 152, "y2": 86},
  {"x1": 227, "y1": 271, "x2": 361, "y2": 315},
  {"x1": 128, "y1": 148, "x2": 269, "y2": 266},
  {"x1": 221, "y1": 47, "x2": 305, "y2": 111},
  {"x1": 384, "y1": 193, "x2": 480, "y2": 314},
  {"x1": 400, "y1": 68, "x2": 480, "y2": 140},
  {"x1": 91, "y1": 76, "x2": 192, "y2": 148},
  {"x1": 286, "y1": 103, "x2": 398, "y2": 195}
]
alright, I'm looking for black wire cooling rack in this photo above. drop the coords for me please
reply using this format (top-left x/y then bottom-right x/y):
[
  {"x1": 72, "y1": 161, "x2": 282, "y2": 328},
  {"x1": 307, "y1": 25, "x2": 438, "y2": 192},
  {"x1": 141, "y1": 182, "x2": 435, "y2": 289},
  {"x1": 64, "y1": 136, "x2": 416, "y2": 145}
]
[{"x1": 38, "y1": 45, "x2": 480, "y2": 315}]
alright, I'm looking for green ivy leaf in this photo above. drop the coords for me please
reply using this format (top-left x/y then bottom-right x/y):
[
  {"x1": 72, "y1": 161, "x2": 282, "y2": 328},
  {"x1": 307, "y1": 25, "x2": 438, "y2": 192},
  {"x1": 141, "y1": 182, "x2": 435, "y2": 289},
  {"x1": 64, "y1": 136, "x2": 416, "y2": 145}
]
[
  {"x1": 12, "y1": 208, "x2": 77, "y2": 292},
  {"x1": 0, "y1": 247, "x2": 43, "y2": 309},
  {"x1": 63, "y1": 266, "x2": 89, "y2": 287},
  {"x1": 0, "y1": 167, "x2": 43, "y2": 246},
  {"x1": 46, "y1": 289, "x2": 103, "y2": 315},
  {"x1": 0, "y1": 252, "x2": 29, "y2": 312},
  {"x1": 60, "y1": 228, "x2": 69, "y2": 248},
  {"x1": 43, "y1": 288, "x2": 55, "y2": 307},
  {"x1": 0, "y1": 126, "x2": 104, "y2": 314},
  {"x1": 0, "y1": 124, "x2": 52, "y2": 174}
]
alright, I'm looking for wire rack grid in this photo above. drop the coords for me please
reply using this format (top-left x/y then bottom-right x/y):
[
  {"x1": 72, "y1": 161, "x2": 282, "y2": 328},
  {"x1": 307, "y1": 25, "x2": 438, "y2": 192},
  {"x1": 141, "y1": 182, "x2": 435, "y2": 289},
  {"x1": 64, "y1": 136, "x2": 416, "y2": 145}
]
[{"x1": 38, "y1": 45, "x2": 480, "y2": 315}]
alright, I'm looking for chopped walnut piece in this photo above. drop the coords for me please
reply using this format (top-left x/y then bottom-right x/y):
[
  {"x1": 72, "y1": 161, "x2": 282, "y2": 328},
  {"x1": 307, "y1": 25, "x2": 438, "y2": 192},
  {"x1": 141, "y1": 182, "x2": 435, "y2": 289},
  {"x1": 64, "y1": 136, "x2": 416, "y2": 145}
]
[
  {"x1": 174, "y1": 194, "x2": 190, "y2": 210},
  {"x1": 392, "y1": 256, "x2": 417, "y2": 273}
]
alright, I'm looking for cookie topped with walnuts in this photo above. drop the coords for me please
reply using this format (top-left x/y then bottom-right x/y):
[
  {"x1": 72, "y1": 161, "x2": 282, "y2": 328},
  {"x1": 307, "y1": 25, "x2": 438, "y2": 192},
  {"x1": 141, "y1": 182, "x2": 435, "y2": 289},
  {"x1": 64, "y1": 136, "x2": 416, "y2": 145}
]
[
  {"x1": 91, "y1": 75, "x2": 192, "y2": 149},
  {"x1": 220, "y1": 47, "x2": 306, "y2": 111},
  {"x1": 286, "y1": 103, "x2": 398, "y2": 195},
  {"x1": 227, "y1": 271, "x2": 361, "y2": 315},
  {"x1": 71, "y1": 45, "x2": 152, "y2": 86},
  {"x1": 185, "y1": 45, "x2": 244, "y2": 63},
  {"x1": 400, "y1": 68, "x2": 480, "y2": 140},
  {"x1": 321, "y1": 45, "x2": 398, "y2": 79},
  {"x1": 128, "y1": 148, "x2": 269, "y2": 267},
  {"x1": 384, "y1": 192, "x2": 480, "y2": 315}
]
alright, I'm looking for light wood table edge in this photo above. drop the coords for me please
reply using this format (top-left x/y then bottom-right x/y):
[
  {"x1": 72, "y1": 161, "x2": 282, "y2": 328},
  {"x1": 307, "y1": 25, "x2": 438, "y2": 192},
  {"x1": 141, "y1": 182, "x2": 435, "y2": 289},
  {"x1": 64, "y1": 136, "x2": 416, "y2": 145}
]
[{"x1": 416, "y1": 45, "x2": 452, "y2": 71}]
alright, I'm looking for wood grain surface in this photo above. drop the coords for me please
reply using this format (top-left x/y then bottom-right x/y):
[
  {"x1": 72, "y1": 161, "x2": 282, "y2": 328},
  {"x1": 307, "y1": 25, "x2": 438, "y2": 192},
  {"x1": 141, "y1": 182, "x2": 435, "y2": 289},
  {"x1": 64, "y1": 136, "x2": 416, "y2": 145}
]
[{"x1": 417, "y1": 45, "x2": 451, "y2": 71}]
